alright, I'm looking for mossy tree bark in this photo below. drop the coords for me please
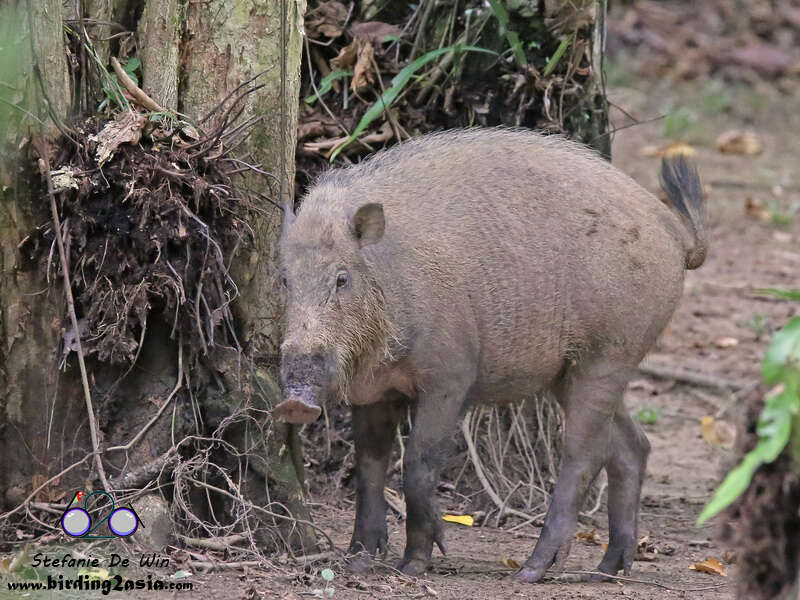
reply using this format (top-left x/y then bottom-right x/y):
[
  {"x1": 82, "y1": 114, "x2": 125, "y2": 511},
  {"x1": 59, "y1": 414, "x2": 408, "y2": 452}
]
[
  {"x1": 0, "y1": 0, "x2": 313, "y2": 550},
  {"x1": 0, "y1": 0, "x2": 74, "y2": 510}
]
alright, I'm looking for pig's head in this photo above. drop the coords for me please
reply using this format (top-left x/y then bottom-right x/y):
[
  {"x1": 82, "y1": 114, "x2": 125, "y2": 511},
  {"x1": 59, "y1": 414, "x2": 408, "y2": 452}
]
[{"x1": 274, "y1": 193, "x2": 397, "y2": 424}]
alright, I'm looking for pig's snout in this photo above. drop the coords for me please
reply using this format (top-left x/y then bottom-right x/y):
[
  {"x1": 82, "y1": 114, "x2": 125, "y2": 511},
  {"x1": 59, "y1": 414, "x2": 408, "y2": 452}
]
[
  {"x1": 273, "y1": 389, "x2": 322, "y2": 424},
  {"x1": 275, "y1": 348, "x2": 331, "y2": 424}
]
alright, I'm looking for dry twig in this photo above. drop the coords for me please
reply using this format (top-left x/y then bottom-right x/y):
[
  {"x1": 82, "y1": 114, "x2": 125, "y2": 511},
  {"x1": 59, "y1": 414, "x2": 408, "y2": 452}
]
[
  {"x1": 35, "y1": 138, "x2": 111, "y2": 493},
  {"x1": 110, "y1": 56, "x2": 164, "y2": 112}
]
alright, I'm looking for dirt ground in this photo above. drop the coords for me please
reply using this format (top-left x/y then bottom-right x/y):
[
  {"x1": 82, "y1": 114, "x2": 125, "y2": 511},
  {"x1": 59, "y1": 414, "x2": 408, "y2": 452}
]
[{"x1": 4, "y1": 69, "x2": 799, "y2": 600}]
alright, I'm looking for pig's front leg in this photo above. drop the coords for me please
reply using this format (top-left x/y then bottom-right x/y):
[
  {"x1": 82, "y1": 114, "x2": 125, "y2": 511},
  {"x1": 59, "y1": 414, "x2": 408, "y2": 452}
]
[
  {"x1": 514, "y1": 358, "x2": 630, "y2": 583},
  {"x1": 397, "y1": 374, "x2": 472, "y2": 576},
  {"x1": 347, "y1": 399, "x2": 403, "y2": 571}
]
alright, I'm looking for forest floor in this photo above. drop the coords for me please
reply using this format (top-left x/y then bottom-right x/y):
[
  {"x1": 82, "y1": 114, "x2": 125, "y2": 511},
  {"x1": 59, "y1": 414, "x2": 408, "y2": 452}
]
[{"x1": 3, "y1": 71, "x2": 799, "y2": 600}]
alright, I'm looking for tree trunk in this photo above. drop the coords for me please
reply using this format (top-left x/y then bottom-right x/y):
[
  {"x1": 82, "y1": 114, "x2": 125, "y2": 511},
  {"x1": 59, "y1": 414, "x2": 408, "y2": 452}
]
[
  {"x1": 0, "y1": 0, "x2": 313, "y2": 551},
  {"x1": 0, "y1": 0, "x2": 73, "y2": 511}
]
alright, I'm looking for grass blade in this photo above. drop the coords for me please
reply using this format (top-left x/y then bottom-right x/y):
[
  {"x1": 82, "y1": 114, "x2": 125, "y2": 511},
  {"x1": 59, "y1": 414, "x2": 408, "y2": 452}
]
[
  {"x1": 329, "y1": 44, "x2": 496, "y2": 161},
  {"x1": 486, "y1": 0, "x2": 527, "y2": 68},
  {"x1": 305, "y1": 70, "x2": 352, "y2": 105},
  {"x1": 543, "y1": 35, "x2": 572, "y2": 77}
]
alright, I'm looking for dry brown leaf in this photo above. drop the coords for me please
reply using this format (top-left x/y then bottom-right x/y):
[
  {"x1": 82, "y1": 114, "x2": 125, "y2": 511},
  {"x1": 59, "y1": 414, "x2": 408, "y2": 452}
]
[
  {"x1": 307, "y1": 0, "x2": 348, "y2": 38},
  {"x1": 701, "y1": 416, "x2": 737, "y2": 449},
  {"x1": 501, "y1": 557, "x2": 521, "y2": 569},
  {"x1": 745, "y1": 196, "x2": 772, "y2": 222},
  {"x1": 331, "y1": 41, "x2": 358, "y2": 70},
  {"x1": 640, "y1": 142, "x2": 696, "y2": 158},
  {"x1": 349, "y1": 21, "x2": 403, "y2": 44},
  {"x1": 576, "y1": 529, "x2": 601, "y2": 545},
  {"x1": 716, "y1": 130, "x2": 763, "y2": 155},
  {"x1": 635, "y1": 535, "x2": 658, "y2": 561},
  {"x1": 351, "y1": 38, "x2": 376, "y2": 93},
  {"x1": 714, "y1": 336, "x2": 739, "y2": 349},
  {"x1": 689, "y1": 557, "x2": 727, "y2": 576},
  {"x1": 90, "y1": 112, "x2": 147, "y2": 166}
]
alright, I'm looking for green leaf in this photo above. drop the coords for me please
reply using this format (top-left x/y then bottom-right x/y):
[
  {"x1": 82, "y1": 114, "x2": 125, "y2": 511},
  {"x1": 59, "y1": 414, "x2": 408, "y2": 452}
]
[
  {"x1": 486, "y1": 0, "x2": 527, "y2": 68},
  {"x1": 329, "y1": 44, "x2": 496, "y2": 161},
  {"x1": 543, "y1": 35, "x2": 572, "y2": 77},
  {"x1": 305, "y1": 69, "x2": 352, "y2": 104},
  {"x1": 755, "y1": 288, "x2": 800, "y2": 302},
  {"x1": 124, "y1": 57, "x2": 140, "y2": 74},
  {"x1": 633, "y1": 407, "x2": 663, "y2": 425},
  {"x1": 762, "y1": 317, "x2": 800, "y2": 383},
  {"x1": 170, "y1": 569, "x2": 192, "y2": 579},
  {"x1": 696, "y1": 452, "x2": 761, "y2": 525}
]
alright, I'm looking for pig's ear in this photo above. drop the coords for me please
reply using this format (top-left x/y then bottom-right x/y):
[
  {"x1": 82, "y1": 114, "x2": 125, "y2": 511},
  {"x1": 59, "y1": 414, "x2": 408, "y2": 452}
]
[{"x1": 351, "y1": 203, "x2": 385, "y2": 248}]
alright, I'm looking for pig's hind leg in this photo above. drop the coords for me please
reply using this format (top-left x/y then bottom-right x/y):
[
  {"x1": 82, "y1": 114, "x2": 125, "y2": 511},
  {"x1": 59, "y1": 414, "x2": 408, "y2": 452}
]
[
  {"x1": 347, "y1": 397, "x2": 404, "y2": 572},
  {"x1": 595, "y1": 410, "x2": 650, "y2": 576},
  {"x1": 514, "y1": 358, "x2": 632, "y2": 583}
]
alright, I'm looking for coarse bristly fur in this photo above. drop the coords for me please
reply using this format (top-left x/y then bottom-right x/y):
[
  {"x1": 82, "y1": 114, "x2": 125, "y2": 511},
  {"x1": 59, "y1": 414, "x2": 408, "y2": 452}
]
[
  {"x1": 325, "y1": 272, "x2": 401, "y2": 402},
  {"x1": 280, "y1": 127, "x2": 708, "y2": 407},
  {"x1": 278, "y1": 126, "x2": 709, "y2": 580}
]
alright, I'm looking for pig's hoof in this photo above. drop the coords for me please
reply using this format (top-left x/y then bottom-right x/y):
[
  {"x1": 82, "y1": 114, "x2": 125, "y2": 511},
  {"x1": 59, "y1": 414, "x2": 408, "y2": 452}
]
[
  {"x1": 396, "y1": 557, "x2": 428, "y2": 577},
  {"x1": 595, "y1": 542, "x2": 634, "y2": 579},
  {"x1": 511, "y1": 566, "x2": 547, "y2": 583}
]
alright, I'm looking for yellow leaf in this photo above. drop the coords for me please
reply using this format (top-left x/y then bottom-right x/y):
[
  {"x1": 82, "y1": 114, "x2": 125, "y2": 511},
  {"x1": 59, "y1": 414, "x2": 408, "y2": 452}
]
[
  {"x1": 745, "y1": 197, "x2": 772, "y2": 222},
  {"x1": 689, "y1": 558, "x2": 727, "y2": 576},
  {"x1": 78, "y1": 567, "x2": 111, "y2": 581},
  {"x1": 701, "y1": 416, "x2": 716, "y2": 445},
  {"x1": 0, "y1": 558, "x2": 10, "y2": 574},
  {"x1": 575, "y1": 529, "x2": 601, "y2": 545},
  {"x1": 442, "y1": 514, "x2": 474, "y2": 527},
  {"x1": 640, "y1": 142, "x2": 696, "y2": 158},
  {"x1": 501, "y1": 557, "x2": 521, "y2": 569},
  {"x1": 716, "y1": 130, "x2": 763, "y2": 155},
  {"x1": 701, "y1": 416, "x2": 737, "y2": 449}
]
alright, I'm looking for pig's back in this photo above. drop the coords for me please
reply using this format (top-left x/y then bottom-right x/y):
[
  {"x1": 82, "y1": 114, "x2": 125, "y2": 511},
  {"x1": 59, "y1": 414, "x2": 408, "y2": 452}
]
[{"x1": 313, "y1": 129, "x2": 688, "y2": 401}]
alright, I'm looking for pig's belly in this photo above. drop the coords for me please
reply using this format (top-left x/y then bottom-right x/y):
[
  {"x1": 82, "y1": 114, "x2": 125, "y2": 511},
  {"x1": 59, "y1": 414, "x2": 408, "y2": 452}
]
[{"x1": 468, "y1": 359, "x2": 563, "y2": 406}]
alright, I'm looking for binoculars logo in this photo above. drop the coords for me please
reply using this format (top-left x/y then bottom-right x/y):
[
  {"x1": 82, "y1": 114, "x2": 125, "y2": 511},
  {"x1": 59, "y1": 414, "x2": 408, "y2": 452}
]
[{"x1": 60, "y1": 491, "x2": 143, "y2": 539}]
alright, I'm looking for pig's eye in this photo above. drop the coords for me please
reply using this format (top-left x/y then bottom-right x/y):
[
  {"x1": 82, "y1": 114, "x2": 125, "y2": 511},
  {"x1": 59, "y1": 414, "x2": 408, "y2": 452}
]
[{"x1": 335, "y1": 271, "x2": 349, "y2": 289}]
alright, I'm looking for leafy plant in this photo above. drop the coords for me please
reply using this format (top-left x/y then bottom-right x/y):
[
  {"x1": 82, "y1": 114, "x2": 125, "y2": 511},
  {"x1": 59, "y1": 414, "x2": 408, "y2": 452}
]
[
  {"x1": 99, "y1": 56, "x2": 140, "y2": 111},
  {"x1": 740, "y1": 313, "x2": 771, "y2": 341},
  {"x1": 634, "y1": 406, "x2": 663, "y2": 425},
  {"x1": 305, "y1": 69, "x2": 352, "y2": 105},
  {"x1": 697, "y1": 289, "x2": 800, "y2": 525},
  {"x1": 767, "y1": 199, "x2": 796, "y2": 227},
  {"x1": 700, "y1": 79, "x2": 732, "y2": 115},
  {"x1": 329, "y1": 44, "x2": 497, "y2": 161},
  {"x1": 662, "y1": 105, "x2": 696, "y2": 139},
  {"x1": 486, "y1": 0, "x2": 527, "y2": 69},
  {"x1": 543, "y1": 34, "x2": 573, "y2": 77}
]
